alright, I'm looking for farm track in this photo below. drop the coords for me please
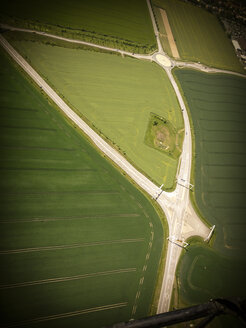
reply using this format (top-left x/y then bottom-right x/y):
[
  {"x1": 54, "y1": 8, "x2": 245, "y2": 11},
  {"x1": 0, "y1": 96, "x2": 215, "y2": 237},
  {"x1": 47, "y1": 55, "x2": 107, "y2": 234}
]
[
  {"x1": 0, "y1": 145, "x2": 78, "y2": 151},
  {"x1": 0, "y1": 213, "x2": 141, "y2": 223},
  {"x1": 159, "y1": 9, "x2": 180, "y2": 59},
  {"x1": 0, "y1": 167, "x2": 95, "y2": 171},
  {"x1": 2, "y1": 190, "x2": 120, "y2": 195},
  {"x1": 4, "y1": 302, "x2": 128, "y2": 328},
  {"x1": 0, "y1": 238, "x2": 145, "y2": 254},
  {"x1": 0, "y1": 268, "x2": 136, "y2": 289},
  {"x1": 0, "y1": 0, "x2": 245, "y2": 318}
]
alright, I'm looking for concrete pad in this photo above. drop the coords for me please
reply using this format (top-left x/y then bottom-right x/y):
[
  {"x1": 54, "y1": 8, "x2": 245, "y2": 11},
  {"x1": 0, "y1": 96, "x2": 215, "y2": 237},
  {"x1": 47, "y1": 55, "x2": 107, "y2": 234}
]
[{"x1": 156, "y1": 54, "x2": 171, "y2": 67}]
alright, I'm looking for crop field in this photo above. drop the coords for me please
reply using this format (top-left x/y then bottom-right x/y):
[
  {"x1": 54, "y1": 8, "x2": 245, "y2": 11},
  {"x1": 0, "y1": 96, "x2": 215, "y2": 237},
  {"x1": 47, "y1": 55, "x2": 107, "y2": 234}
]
[
  {"x1": 0, "y1": 0, "x2": 156, "y2": 53},
  {"x1": 8, "y1": 33, "x2": 184, "y2": 189},
  {"x1": 0, "y1": 48, "x2": 164, "y2": 327},
  {"x1": 152, "y1": 0, "x2": 244, "y2": 73},
  {"x1": 175, "y1": 242, "x2": 246, "y2": 328},
  {"x1": 172, "y1": 69, "x2": 246, "y2": 321}
]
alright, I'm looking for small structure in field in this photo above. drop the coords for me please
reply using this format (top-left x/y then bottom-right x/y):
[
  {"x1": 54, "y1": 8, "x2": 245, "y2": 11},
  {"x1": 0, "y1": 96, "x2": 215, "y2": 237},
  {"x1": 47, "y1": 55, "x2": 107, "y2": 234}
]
[{"x1": 144, "y1": 112, "x2": 184, "y2": 159}]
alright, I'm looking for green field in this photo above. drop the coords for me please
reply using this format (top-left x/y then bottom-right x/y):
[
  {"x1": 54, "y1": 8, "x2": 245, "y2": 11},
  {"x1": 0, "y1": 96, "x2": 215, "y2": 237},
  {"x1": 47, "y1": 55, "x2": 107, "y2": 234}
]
[
  {"x1": 7, "y1": 32, "x2": 184, "y2": 189},
  {"x1": 152, "y1": 0, "x2": 244, "y2": 73},
  {"x1": 0, "y1": 0, "x2": 156, "y2": 53},
  {"x1": 0, "y1": 47, "x2": 165, "y2": 327},
  {"x1": 172, "y1": 69, "x2": 246, "y2": 326}
]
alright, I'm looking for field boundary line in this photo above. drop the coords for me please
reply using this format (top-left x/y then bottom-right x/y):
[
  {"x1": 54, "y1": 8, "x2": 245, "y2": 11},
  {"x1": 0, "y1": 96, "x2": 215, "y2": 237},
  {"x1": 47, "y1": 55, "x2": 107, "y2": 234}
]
[
  {"x1": 0, "y1": 145, "x2": 78, "y2": 151},
  {"x1": 4, "y1": 302, "x2": 128, "y2": 327},
  {"x1": 0, "y1": 268, "x2": 136, "y2": 289},
  {"x1": 0, "y1": 167, "x2": 95, "y2": 172},
  {"x1": 0, "y1": 238, "x2": 145, "y2": 254},
  {"x1": 3, "y1": 190, "x2": 120, "y2": 195},
  {"x1": 0, "y1": 213, "x2": 141, "y2": 223}
]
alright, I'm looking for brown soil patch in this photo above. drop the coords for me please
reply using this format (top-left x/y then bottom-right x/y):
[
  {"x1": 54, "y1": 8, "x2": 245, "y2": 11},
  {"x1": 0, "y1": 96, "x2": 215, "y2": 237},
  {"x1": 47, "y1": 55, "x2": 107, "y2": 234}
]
[
  {"x1": 154, "y1": 126, "x2": 170, "y2": 149},
  {"x1": 160, "y1": 9, "x2": 180, "y2": 59},
  {"x1": 156, "y1": 131, "x2": 165, "y2": 142}
]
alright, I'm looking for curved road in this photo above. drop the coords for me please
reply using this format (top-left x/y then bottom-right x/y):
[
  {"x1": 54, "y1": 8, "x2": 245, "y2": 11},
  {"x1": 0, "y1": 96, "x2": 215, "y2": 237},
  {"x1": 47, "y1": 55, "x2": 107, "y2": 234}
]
[{"x1": 1, "y1": 4, "x2": 245, "y2": 316}]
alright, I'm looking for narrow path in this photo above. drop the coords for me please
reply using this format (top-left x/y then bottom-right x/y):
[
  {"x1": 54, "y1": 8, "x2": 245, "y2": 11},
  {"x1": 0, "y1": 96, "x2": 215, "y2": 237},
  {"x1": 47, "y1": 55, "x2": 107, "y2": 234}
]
[
  {"x1": 0, "y1": 268, "x2": 136, "y2": 289},
  {"x1": 0, "y1": 238, "x2": 145, "y2": 254},
  {"x1": 4, "y1": 303, "x2": 128, "y2": 327}
]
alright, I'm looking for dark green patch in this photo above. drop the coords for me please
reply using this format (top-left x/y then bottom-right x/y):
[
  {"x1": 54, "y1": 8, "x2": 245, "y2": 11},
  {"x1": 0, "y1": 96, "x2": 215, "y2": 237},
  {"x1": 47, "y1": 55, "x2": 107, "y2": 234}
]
[
  {"x1": 173, "y1": 69, "x2": 246, "y2": 327},
  {"x1": 0, "y1": 47, "x2": 164, "y2": 327}
]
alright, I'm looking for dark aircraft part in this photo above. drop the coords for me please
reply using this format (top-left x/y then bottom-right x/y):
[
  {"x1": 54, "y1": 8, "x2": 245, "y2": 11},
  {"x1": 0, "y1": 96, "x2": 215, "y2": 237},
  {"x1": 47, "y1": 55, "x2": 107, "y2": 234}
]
[{"x1": 104, "y1": 298, "x2": 246, "y2": 328}]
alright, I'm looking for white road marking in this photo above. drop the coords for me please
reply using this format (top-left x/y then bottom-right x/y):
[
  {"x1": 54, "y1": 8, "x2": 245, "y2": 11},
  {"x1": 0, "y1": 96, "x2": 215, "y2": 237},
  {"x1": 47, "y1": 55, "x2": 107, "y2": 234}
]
[
  {"x1": 139, "y1": 277, "x2": 144, "y2": 285},
  {"x1": 131, "y1": 305, "x2": 137, "y2": 316}
]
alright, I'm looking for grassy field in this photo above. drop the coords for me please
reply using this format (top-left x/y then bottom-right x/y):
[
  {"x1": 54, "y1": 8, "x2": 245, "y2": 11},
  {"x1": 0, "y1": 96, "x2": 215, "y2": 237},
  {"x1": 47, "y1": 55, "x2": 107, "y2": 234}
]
[
  {"x1": 0, "y1": 47, "x2": 165, "y2": 327},
  {"x1": 7, "y1": 32, "x2": 184, "y2": 189},
  {"x1": 152, "y1": 0, "x2": 244, "y2": 73},
  {"x1": 172, "y1": 69, "x2": 246, "y2": 326},
  {"x1": 0, "y1": 0, "x2": 156, "y2": 53}
]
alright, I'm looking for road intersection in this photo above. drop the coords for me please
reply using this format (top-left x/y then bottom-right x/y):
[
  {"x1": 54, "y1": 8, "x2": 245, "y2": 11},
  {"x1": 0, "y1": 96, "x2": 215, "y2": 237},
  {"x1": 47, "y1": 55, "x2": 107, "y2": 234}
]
[{"x1": 1, "y1": 2, "x2": 244, "y2": 315}]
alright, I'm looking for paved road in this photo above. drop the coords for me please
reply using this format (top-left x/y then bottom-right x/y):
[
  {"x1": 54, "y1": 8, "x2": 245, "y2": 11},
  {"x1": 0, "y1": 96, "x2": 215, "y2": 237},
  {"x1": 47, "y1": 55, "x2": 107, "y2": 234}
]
[
  {"x1": 1, "y1": 22, "x2": 244, "y2": 78},
  {"x1": 2, "y1": 9, "x2": 243, "y2": 315},
  {"x1": 176, "y1": 60, "x2": 246, "y2": 78},
  {"x1": 145, "y1": 2, "x2": 212, "y2": 313}
]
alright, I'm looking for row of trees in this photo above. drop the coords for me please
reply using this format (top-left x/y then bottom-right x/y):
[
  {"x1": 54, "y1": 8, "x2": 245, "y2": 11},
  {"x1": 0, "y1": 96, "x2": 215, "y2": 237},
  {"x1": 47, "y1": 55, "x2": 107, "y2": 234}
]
[{"x1": 4, "y1": 16, "x2": 156, "y2": 54}]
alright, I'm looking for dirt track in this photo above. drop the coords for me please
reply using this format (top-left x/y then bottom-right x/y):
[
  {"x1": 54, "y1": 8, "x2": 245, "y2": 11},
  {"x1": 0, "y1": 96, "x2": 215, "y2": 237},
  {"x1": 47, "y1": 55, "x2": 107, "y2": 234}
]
[{"x1": 160, "y1": 9, "x2": 180, "y2": 59}]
